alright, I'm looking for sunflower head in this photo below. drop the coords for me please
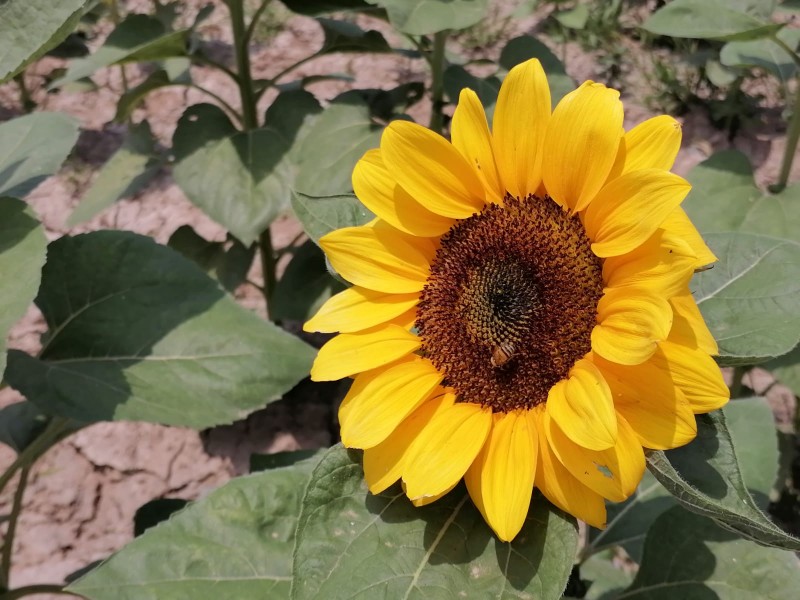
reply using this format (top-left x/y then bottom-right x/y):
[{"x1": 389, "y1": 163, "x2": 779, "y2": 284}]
[{"x1": 304, "y1": 59, "x2": 729, "y2": 542}]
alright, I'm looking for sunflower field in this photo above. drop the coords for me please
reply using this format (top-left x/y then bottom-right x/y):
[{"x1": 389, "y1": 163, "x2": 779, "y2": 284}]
[{"x1": 0, "y1": 0, "x2": 799, "y2": 598}]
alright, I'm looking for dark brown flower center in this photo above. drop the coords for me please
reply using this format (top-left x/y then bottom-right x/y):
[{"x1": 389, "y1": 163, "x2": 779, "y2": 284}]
[{"x1": 416, "y1": 195, "x2": 604, "y2": 412}]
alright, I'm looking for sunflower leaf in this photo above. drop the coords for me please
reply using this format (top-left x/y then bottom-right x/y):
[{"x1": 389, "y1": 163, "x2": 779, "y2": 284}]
[
  {"x1": 645, "y1": 405, "x2": 800, "y2": 551},
  {"x1": 692, "y1": 232, "x2": 800, "y2": 365},
  {"x1": 643, "y1": 0, "x2": 783, "y2": 42},
  {"x1": 620, "y1": 506, "x2": 800, "y2": 599},
  {"x1": 364, "y1": 0, "x2": 490, "y2": 35},
  {"x1": 292, "y1": 445, "x2": 578, "y2": 600},
  {"x1": 291, "y1": 191, "x2": 374, "y2": 244}
]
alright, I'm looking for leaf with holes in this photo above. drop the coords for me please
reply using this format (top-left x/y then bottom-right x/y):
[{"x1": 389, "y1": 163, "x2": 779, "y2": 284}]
[
  {"x1": 292, "y1": 445, "x2": 578, "y2": 599},
  {"x1": 4, "y1": 231, "x2": 315, "y2": 429},
  {"x1": 692, "y1": 232, "x2": 800, "y2": 364}
]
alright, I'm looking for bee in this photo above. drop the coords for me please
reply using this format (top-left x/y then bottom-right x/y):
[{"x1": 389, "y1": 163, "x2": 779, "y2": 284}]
[{"x1": 491, "y1": 341, "x2": 516, "y2": 368}]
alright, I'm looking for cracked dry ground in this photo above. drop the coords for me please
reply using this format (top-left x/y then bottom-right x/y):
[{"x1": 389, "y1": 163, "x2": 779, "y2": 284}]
[{"x1": 1, "y1": 0, "x2": 799, "y2": 594}]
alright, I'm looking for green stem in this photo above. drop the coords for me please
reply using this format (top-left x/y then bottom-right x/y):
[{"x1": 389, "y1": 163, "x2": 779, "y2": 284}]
[
  {"x1": 0, "y1": 467, "x2": 29, "y2": 588},
  {"x1": 730, "y1": 365, "x2": 746, "y2": 399},
  {"x1": 187, "y1": 83, "x2": 244, "y2": 126},
  {"x1": 244, "y1": 0, "x2": 273, "y2": 46},
  {"x1": 192, "y1": 53, "x2": 241, "y2": 84},
  {"x1": 256, "y1": 52, "x2": 321, "y2": 100},
  {"x1": 0, "y1": 418, "x2": 72, "y2": 499},
  {"x1": 227, "y1": 0, "x2": 259, "y2": 130},
  {"x1": 13, "y1": 75, "x2": 34, "y2": 113},
  {"x1": 428, "y1": 31, "x2": 448, "y2": 134},
  {"x1": 0, "y1": 585, "x2": 79, "y2": 599},
  {"x1": 259, "y1": 229, "x2": 277, "y2": 320},
  {"x1": 769, "y1": 86, "x2": 800, "y2": 193}
]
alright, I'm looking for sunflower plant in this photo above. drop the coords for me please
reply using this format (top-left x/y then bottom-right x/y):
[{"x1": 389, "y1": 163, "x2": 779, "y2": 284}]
[{"x1": 1, "y1": 0, "x2": 800, "y2": 599}]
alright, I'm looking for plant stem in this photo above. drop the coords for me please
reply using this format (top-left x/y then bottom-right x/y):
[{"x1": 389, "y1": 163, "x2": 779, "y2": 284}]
[
  {"x1": 0, "y1": 418, "x2": 72, "y2": 499},
  {"x1": 244, "y1": 0, "x2": 273, "y2": 46},
  {"x1": 187, "y1": 83, "x2": 244, "y2": 126},
  {"x1": 0, "y1": 467, "x2": 29, "y2": 588},
  {"x1": 428, "y1": 31, "x2": 448, "y2": 134},
  {"x1": 13, "y1": 75, "x2": 34, "y2": 113},
  {"x1": 256, "y1": 52, "x2": 321, "y2": 99},
  {"x1": 0, "y1": 585, "x2": 79, "y2": 599},
  {"x1": 227, "y1": 0, "x2": 259, "y2": 130},
  {"x1": 770, "y1": 86, "x2": 800, "y2": 193},
  {"x1": 192, "y1": 52, "x2": 241, "y2": 84},
  {"x1": 729, "y1": 365, "x2": 746, "y2": 399},
  {"x1": 259, "y1": 229, "x2": 276, "y2": 319}
]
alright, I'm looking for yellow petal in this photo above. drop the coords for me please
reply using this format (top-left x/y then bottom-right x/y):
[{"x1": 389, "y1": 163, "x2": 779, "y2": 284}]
[
  {"x1": 652, "y1": 341, "x2": 729, "y2": 414},
  {"x1": 668, "y1": 289, "x2": 719, "y2": 355},
  {"x1": 339, "y1": 357, "x2": 444, "y2": 449},
  {"x1": 546, "y1": 358, "x2": 617, "y2": 451},
  {"x1": 407, "y1": 481, "x2": 457, "y2": 506},
  {"x1": 542, "y1": 81, "x2": 623, "y2": 212},
  {"x1": 594, "y1": 355, "x2": 697, "y2": 450},
  {"x1": 545, "y1": 411, "x2": 645, "y2": 502},
  {"x1": 304, "y1": 286, "x2": 420, "y2": 333},
  {"x1": 661, "y1": 207, "x2": 718, "y2": 268},
  {"x1": 584, "y1": 169, "x2": 692, "y2": 257},
  {"x1": 602, "y1": 229, "x2": 696, "y2": 297},
  {"x1": 532, "y1": 410, "x2": 607, "y2": 529},
  {"x1": 380, "y1": 120, "x2": 486, "y2": 218},
  {"x1": 310, "y1": 325, "x2": 421, "y2": 381},
  {"x1": 464, "y1": 410, "x2": 537, "y2": 542},
  {"x1": 607, "y1": 115, "x2": 682, "y2": 180},
  {"x1": 352, "y1": 149, "x2": 454, "y2": 237},
  {"x1": 403, "y1": 402, "x2": 492, "y2": 500},
  {"x1": 363, "y1": 392, "x2": 456, "y2": 494},
  {"x1": 492, "y1": 59, "x2": 551, "y2": 199},
  {"x1": 452, "y1": 88, "x2": 504, "y2": 202},
  {"x1": 592, "y1": 287, "x2": 673, "y2": 365},
  {"x1": 320, "y1": 225, "x2": 432, "y2": 293}
]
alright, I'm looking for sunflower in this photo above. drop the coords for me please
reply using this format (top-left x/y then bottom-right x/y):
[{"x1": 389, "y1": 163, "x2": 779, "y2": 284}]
[{"x1": 304, "y1": 59, "x2": 729, "y2": 542}]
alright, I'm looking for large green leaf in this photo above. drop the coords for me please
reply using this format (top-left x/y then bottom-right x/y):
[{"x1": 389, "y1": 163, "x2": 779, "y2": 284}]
[
  {"x1": 291, "y1": 192, "x2": 374, "y2": 244},
  {"x1": 581, "y1": 552, "x2": 633, "y2": 600},
  {"x1": 0, "y1": 112, "x2": 80, "y2": 198},
  {"x1": 721, "y1": 28, "x2": 800, "y2": 81},
  {"x1": 621, "y1": 506, "x2": 800, "y2": 599},
  {"x1": 4, "y1": 231, "x2": 315, "y2": 429},
  {"x1": 365, "y1": 0, "x2": 489, "y2": 35},
  {"x1": 684, "y1": 150, "x2": 800, "y2": 244},
  {"x1": 692, "y1": 232, "x2": 800, "y2": 364},
  {"x1": 173, "y1": 93, "x2": 321, "y2": 244},
  {"x1": 293, "y1": 92, "x2": 383, "y2": 197},
  {"x1": 0, "y1": 0, "x2": 90, "y2": 82},
  {"x1": 643, "y1": 0, "x2": 783, "y2": 41},
  {"x1": 113, "y1": 58, "x2": 192, "y2": 123},
  {"x1": 317, "y1": 18, "x2": 391, "y2": 54},
  {"x1": 292, "y1": 445, "x2": 578, "y2": 600},
  {"x1": 272, "y1": 240, "x2": 344, "y2": 321},
  {"x1": 67, "y1": 121, "x2": 162, "y2": 226},
  {"x1": 0, "y1": 198, "x2": 47, "y2": 377},
  {"x1": 0, "y1": 401, "x2": 48, "y2": 453},
  {"x1": 53, "y1": 14, "x2": 189, "y2": 86},
  {"x1": 281, "y1": 0, "x2": 377, "y2": 15},
  {"x1": 646, "y1": 405, "x2": 800, "y2": 550},
  {"x1": 69, "y1": 458, "x2": 321, "y2": 599}
]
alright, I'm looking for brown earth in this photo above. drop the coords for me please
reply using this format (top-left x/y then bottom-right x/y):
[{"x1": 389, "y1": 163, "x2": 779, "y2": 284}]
[{"x1": 0, "y1": 0, "x2": 798, "y2": 595}]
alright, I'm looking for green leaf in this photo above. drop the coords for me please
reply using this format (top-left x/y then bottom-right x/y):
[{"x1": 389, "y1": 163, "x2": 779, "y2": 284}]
[
  {"x1": 280, "y1": 0, "x2": 378, "y2": 15},
  {"x1": 172, "y1": 96, "x2": 317, "y2": 245},
  {"x1": 272, "y1": 239, "x2": 344, "y2": 322},
  {"x1": 693, "y1": 232, "x2": 800, "y2": 364},
  {"x1": 721, "y1": 28, "x2": 800, "y2": 81},
  {"x1": 621, "y1": 506, "x2": 800, "y2": 599},
  {"x1": 133, "y1": 498, "x2": 189, "y2": 536},
  {"x1": 646, "y1": 405, "x2": 800, "y2": 551},
  {"x1": 586, "y1": 471, "x2": 674, "y2": 563},
  {"x1": 443, "y1": 65, "x2": 502, "y2": 117},
  {"x1": 554, "y1": 5, "x2": 589, "y2": 30},
  {"x1": 249, "y1": 449, "x2": 322, "y2": 472},
  {"x1": 581, "y1": 553, "x2": 633, "y2": 600},
  {"x1": 291, "y1": 192, "x2": 374, "y2": 244},
  {"x1": 365, "y1": 0, "x2": 490, "y2": 35},
  {"x1": 763, "y1": 342, "x2": 800, "y2": 395},
  {"x1": 67, "y1": 121, "x2": 162, "y2": 226},
  {"x1": 0, "y1": 0, "x2": 90, "y2": 82},
  {"x1": 53, "y1": 14, "x2": 189, "y2": 86},
  {"x1": 69, "y1": 461, "x2": 320, "y2": 599},
  {"x1": 292, "y1": 445, "x2": 578, "y2": 600},
  {"x1": 0, "y1": 198, "x2": 47, "y2": 377},
  {"x1": 725, "y1": 397, "x2": 779, "y2": 505},
  {"x1": 4, "y1": 231, "x2": 315, "y2": 429},
  {"x1": 293, "y1": 92, "x2": 383, "y2": 197},
  {"x1": 498, "y1": 35, "x2": 575, "y2": 106},
  {"x1": 113, "y1": 60, "x2": 191, "y2": 123},
  {"x1": 643, "y1": 0, "x2": 783, "y2": 41},
  {"x1": 0, "y1": 112, "x2": 80, "y2": 198},
  {"x1": 167, "y1": 225, "x2": 255, "y2": 293},
  {"x1": 684, "y1": 150, "x2": 800, "y2": 244},
  {"x1": 317, "y1": 18, "x2": 391, "y2": 54},
  {"x1": 0, "y1": 401, "x2": 48, "y2": 453}
]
